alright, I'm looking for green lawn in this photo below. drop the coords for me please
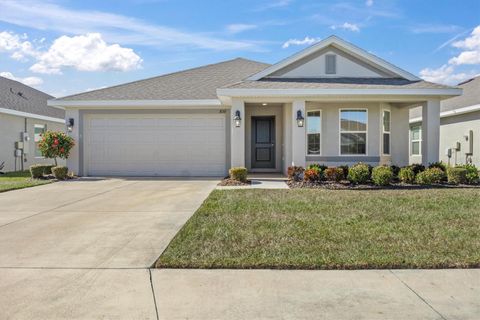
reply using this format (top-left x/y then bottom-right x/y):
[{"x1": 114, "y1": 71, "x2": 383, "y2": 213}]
[
  {"x1": 0, "y1": 171, "x2": 51, "y2": 193},
  {"x1": 157, "y1": 189, "x2": 480, "y2": 269}
]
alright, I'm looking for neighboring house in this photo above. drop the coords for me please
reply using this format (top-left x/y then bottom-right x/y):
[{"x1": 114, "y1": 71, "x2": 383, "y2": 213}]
[
  {"x1": 0, "y1": 76, "x2": 65, "y2": 172},
  {"x1": 49, "y1": 36, "x2": 461, "y2": 177},
  {"x1": 409, "y1": 76, "x2": 480, "y2": 167}
]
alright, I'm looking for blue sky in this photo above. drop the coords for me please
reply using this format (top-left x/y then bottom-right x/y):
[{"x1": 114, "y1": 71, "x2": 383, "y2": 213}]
[{"x1": 0, "y1": 0, "x2": 479, "y2": 97}]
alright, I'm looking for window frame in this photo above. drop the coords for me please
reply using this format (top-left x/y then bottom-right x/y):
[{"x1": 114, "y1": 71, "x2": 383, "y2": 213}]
[
  {"x1": 325, "y1": 54, "x2": 337, "y2": 75},
  {"x1": 339, "y1": 108, "x2": 368, "y2": 156},
  {"x1": 306, "y1": 109, "x2": 322, "y2": 156},
  {"x1": 410, "y1": 124, "x2": 422, "y2": 156},
  {"x1": 382, "y1": 109, "x2": 391, "y2": 156},
  {"x1": 34, "y1": 124, "x2": 47, "y2": 158}
]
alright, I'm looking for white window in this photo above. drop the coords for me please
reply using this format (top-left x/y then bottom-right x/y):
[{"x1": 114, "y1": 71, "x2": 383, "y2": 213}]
[
  {"x1": 34, "y1": 124, "x2": 46, "y2": 158},
  {"x1": 410, "y1": 125, "x2": 421, "y2": 155},
  {"x1": 382, "y1": 110, "x2": 391, "y2": 155},
  {"x1": 307, "y1": 110, "x2": 321, "y2": 155},
  {"x1": 340, "y1": 109, "x2": 367, "y2": 155},
  {"x1": 325, "y1": 54, "x2": 336, "y2": 74}
]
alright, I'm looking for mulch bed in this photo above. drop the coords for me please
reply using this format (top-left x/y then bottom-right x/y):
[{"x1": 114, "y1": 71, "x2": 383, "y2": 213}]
[
  {"x1": 218, "y1": 178, "x2": 251, "y2": 186},
  {"x1": 287, "y1": 179, "x2": 480, "y2": 190}
]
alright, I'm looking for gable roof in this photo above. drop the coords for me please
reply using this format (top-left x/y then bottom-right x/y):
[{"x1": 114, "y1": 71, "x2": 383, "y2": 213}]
[
  {"x1": 246, "y1": 35, "x2": 420, "y2": 81},
  {"x1": 0, "y1": 76, "x2": 64, "y2": 119},
  {"x1": 55, "y1": 58, "x2": 270, "y2": 101}
]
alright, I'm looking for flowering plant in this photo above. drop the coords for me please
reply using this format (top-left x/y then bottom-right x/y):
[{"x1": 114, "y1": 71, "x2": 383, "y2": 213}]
[{"x1": 38, "y1": 131, "x2": 75, "y2": 165}]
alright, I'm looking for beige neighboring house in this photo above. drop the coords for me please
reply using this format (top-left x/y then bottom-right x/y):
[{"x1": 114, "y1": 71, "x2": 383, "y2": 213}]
[
  {"x1": 0, "y1": 76, "x2": 65, "y2": 172},
  {"x1": 49, "y1": 36, "x2": 461, "y2": 177},
  {"x1": 410, "y1": 76, "x2": 480, "y2": 167}
]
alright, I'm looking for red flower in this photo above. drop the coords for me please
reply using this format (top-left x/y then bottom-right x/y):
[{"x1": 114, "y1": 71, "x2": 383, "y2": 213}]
[
  {"x1": 60, "y1": 147, "x2": 64, "y2": 153},
  {"x1": 54, "y1": 139, "x2": 59, "y2": 145}
]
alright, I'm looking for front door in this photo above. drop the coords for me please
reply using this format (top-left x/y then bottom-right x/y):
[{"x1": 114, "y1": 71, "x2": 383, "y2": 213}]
[{"x1": 251, "y1": 116, "x2": 275, "y2": 169}]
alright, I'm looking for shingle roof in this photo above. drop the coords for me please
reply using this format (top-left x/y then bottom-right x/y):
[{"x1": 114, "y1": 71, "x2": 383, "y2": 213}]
[
  {"x1": 410, "y1": 76, "x2": 479, "y2": 119},
  {"x1": 222, "y1": 77, "x2": 453, "y2": 90},
  {"x1": 56, "y1": 58, "x2": 271, "y2": 101},
  {"x1": 0, "y1": 76, "x2": 64, "y2": 119}
]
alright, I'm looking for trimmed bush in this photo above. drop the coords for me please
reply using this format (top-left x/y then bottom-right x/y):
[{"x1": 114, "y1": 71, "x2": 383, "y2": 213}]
[
  {"x1": 29, "y1": 164, "x2": 45, "y2": 179},
  {"x1": 390, "y1": 165, "x2": 401, "y2": 179},
  {"x1": 447, "y1": 167, "x2": 468, "y2": 185},
  {"x1": 415, "y1": 168, "x2": 445, "y2": 185},
  {"x1": 461, "y1": 164, "x2": 479, "y2": 184},
  {"x1": 38, "y1": 131, "x2": 75, "y2": 166},
  {"x1": 347, "y1": 163, "x2": 371, "y2": 184},
  {"x1": 287, "y1": 166, "x2": 304, "y2": 181},
  {"x1": 304, "y1": 168, "x2": 322, "y2": 183},
  {"x1": 338, "y1": 165, "x2": 349, "y2": 178},
  {"x1": 410, "y1": 164, "x2": 425, "y2": 175},
  {"x1": 429, "y1": 161, "x2": 447, "y2": 172},
  {"x1": 307, "y1": 163, "x2": 328, "y2": 171},
  {"x1": 324, "y1": 167, "x2": 344, "y2": 182},
  {"x1": 43, "y1": 164, "x2": 56, "y2": 174},
  {"x1": 371, "y1": 166, "x2": 393, "y2": 186},
  {"x1": 229, "y1": 167, "x2": 247, "y2": 182},
  {"x1": 398, "y1": 167, "x2": 415, "y2": 184},
  {"x1": 52, "y1": 166, "x2": 68, "y2": 180}
]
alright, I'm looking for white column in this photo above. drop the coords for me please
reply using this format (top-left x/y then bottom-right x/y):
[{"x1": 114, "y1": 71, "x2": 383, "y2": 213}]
[
  {"x1": 230, "y1": 99, "x2": 245, "y2": 168},
  {"x1": 421, "y1": 99, "x2": 440, "y2": 165},
  {"x1": 291, "y1": 100, "x2": 306, "y2": 167},
  {"x1": 65, "y1": 108, "x2": 80, "y2": 175}
]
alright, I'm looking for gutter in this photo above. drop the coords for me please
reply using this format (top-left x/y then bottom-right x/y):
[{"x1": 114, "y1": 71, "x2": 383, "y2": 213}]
[{"x1": 0, "y1": 107, "x2": 65, "y2": 123}]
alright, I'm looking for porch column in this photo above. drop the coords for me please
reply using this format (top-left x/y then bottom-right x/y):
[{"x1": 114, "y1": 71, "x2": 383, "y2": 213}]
[
  {"x1": 291, "y1": 100, "x2": 306, "y2": 167},
  {"x1": 421, "y1": 99, "x2": 440, "y2": 166},
  {"x1": 231, "y1": 98, "x2": 245, "y2": 168}
]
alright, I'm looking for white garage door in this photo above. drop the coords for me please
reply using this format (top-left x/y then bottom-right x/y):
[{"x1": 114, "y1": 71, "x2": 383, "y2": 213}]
[{"x1": 84, "y1": 113, "x2": 226, "y2": 176}]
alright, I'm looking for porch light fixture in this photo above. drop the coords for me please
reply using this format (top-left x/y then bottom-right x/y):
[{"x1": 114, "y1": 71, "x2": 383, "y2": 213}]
[
  {"x1": 233, "y1": 110, "x2": 241, "y2": 127},
  {"x1": 262, "y1": 103, "x2": 268, "y2": 106},
  {"x1": 67, "y1": 118, "x2": 74, "y2": 132},
  {"x1": 296, "y1": 110, "x2": 304, "y2": 127}
]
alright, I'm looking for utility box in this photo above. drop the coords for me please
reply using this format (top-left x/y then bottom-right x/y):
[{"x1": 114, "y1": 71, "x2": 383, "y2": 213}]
[
  {"x1": 21, "y1": 132, "x2": 30, "y2": 154},
  {"x1": 14, "y1": 149, "x2": 22, "y2": 157},
  {"x1": 14, "y1": 141, "x2": 24, "y2": 149},
  {"x1": 466, "y1": 130, "x2": 473, "y2": 155}
]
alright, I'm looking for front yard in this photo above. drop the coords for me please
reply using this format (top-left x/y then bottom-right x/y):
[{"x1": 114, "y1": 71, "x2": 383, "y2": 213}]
[
  {"x1": 157, "y1": 189, "x2": 480, "y2": 269},
  {"x1": 0, "y1": 171, "x2": 51, "y2": 193}
]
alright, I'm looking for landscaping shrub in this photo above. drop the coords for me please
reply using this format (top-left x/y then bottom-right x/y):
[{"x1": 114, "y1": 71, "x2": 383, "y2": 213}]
[
  {"x1": 398, "y1": 167, "x2": 415, "y2": 184},
  {"x1": 229, "y1": 167, "x2": 247, "y2": 182},
  {"x1": 304, "y1": 167, "x2": 322, "y2": 183},
  {"x1": 429, "y1": 161, "x2": 447, "y2": 172},
  {"x1": 38, "y1": 131, "x2": 75, "y2": 166},
  {"x1": 409, "y1": 163, "x2": 425, "y2": 175},
  {"x1": 51, "y1": 166, "x2": 68, "y2": 180},
  {"x1": 307, "y1": 163, "x2": 328, "y2": 171},
  {"x1": 447, "y1": 167, "x2": 468, "y2": 185},
  {"x1": 415, "y1": 168, "x2": 445, "y2": 185},
  {"x1": 287, "y1": 166, "x2": 304, "y2": 181},
  {"x1": 43, "y1": 164, "x2": 56, "y2": 174},
  {"x1": 461, "y1": 164, "x2": 479, "y2": 184},
  {"x1": 29, "y1": 164, "x2": 45, "y2": 179},
  {"x1": 371, "y1": 166, "x2": 393, "y2": 186},
  {"x1": 347, "y1": 163, "x2": 371, "y2": 184},
  {"x1": 338, "y1": 165, "x2": 349, "y2": 178},
  {"x1": 324, "y1": 167, "x2": 344, "y2": 182},
  {"x1": 390, "y1": 165, "x2": 400, "y2": 180}
]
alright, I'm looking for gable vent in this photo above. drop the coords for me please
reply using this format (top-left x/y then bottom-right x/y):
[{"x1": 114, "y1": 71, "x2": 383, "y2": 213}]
[{"x1": 325, "y1": 54, "x2": 336, "y2": 74}]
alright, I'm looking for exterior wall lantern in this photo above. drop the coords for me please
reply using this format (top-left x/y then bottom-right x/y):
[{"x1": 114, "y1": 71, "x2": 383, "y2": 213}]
[
  {"x1": 233, "y1": 110, "x2": 242, "y2": 127},
  {"x1": 296, "y1": 110, "x2": 304, "y2": 127},
  {"x1": 67, "y1": 118, "x2": 74, "y2": 132}
]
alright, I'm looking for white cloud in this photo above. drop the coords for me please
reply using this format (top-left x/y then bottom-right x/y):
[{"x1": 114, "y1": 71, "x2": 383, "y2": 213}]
[
  {"x1": 0, "y1": 71, "x2": 43, "y2": 87},
  {"x1": 256, "y1": 0, "x2": 292, "y2": 11},
  {"x1": 449, "y1": 26, "x2": 480, "y2": 65},
  {"x1": 282, "y1": 37, "x2": 321, "y2": 49},
  {"x1": 0, "y1": 0, "x2": 259, "y2": 51},
  {"x1": 226, "y1": 24, "x2": 258, "y2": 34},
  {"x1": 330, "y1": 22, "x2": 360, "y2": 32},
  {"x1": 0, "y1": 31, "x2": 39, "y2": 60},
  {"x1": 30, "y1": 33, "x2": 142, "y2": 74},
  {"x1": 410, "y1": 24, "x2": 461, "y2": 34},
  {"x1": 366, "y1": 0, "x2": 373, "y2": 7},
  {"x1": 419, "y1": 65, "x2": 475, "y2": 85}
]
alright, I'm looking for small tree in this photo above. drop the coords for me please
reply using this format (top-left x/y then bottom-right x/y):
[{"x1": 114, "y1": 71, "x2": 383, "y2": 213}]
[{"x1": 38, "y1": 131, "x2": 75, "y2": 166}]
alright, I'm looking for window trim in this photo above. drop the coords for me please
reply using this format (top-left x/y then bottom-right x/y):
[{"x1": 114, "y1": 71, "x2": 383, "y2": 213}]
[
  {"x1": 325, "y1": 54, "x2": 337, "y2": 75},
  {"x1": 306, "y1": 109, "x2": 322, "y2": 156},
  {"x1": 34, "y1": 124, "x2": 47, "y2": 159},
  {"x1": 382, "y1": 109, "x2": 391, "y2": 156},
  {"x1": 339, "y1": 108, "x2": 368, "y2": 156},
  {"x1": 410, "y1": 124, "x2": 422, "y2": 156}
]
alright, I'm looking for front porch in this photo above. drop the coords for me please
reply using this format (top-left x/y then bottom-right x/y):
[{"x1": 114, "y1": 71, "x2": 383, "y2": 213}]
[{"x1": 230, "y1": 99, "x2": 441, "y2": 174}]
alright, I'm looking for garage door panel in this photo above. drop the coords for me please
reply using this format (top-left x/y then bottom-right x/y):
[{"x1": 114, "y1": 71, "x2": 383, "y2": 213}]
[{"x1": 85, "y1": 113, "x2": 226, "y2": 177}]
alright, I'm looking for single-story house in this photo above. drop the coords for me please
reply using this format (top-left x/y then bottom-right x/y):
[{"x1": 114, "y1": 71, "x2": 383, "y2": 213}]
[
  {"x1": 0, "y1": 76, "x2": 65, "y2": 172},
  {"x1": 409, "y1": 76, "x2": 480, "y2": 167},
  {"x1": 49, "y1": 36, "x2": 462, "y2": 177}
]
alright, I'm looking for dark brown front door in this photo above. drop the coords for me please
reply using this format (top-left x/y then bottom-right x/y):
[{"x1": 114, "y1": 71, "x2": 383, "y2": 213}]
[{"x1": 251, "y1": 116, "x2": 275, "y2": 169}]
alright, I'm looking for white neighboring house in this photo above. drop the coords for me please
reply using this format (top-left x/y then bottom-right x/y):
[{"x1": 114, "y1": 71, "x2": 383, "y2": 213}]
[
  {"x1": 410, "y1": 76, "x2": 480, "y2": 167},
  {"x1": 49, "y1": 36, "x2": 461, "y2": 177},
  {"x1": 0, "y1": 76, "x2": 65, "y2": 172}
]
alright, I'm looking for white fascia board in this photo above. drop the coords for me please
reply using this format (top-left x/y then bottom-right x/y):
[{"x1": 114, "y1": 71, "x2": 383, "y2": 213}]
[
  {"x1": 410, "y1": 103, "x2": 480, "y2": 123},
  {"x1": 217, "y1": 87, "x2": 462, "y2": 97},
  {"x1": 247, "y1": 35, "x2": 420, "y2": 81},
  {"x1": 0, "y1": 107, "x2": 65, "y2": 123},
  {"x1": 48, "y1": 99, "x2": 223, "y2": 108}
]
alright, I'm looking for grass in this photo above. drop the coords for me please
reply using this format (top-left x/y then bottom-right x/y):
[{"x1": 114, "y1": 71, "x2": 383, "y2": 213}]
[
  {"x1": 157, "y1": 189, "x2": 480, "y2": 269},
  {"x1": 0, "y1": 170, "x2": 51, "y2": 193}
]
